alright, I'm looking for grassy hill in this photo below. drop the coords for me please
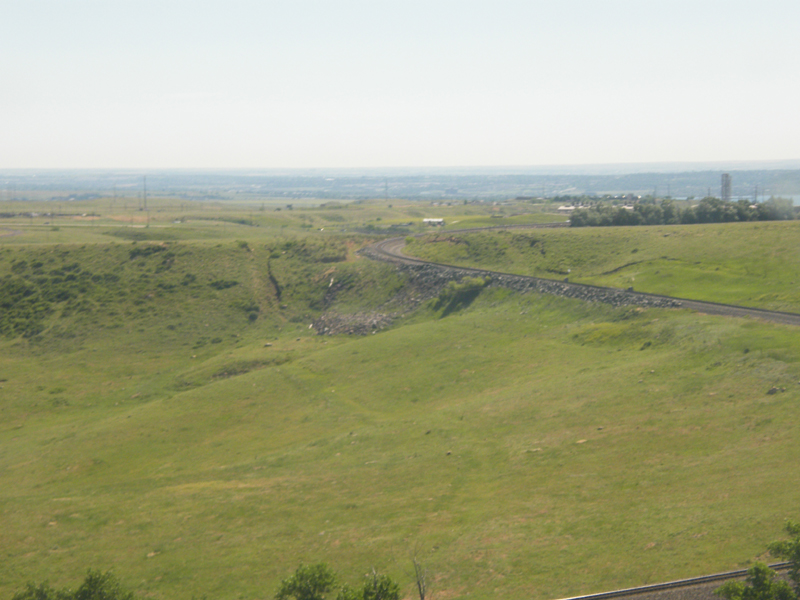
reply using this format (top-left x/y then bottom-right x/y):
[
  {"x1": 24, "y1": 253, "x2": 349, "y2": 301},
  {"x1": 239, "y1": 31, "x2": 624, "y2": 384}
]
[
  {"x1": 2, "y1": 203, "x2": 800, "y2": 600},
  {"x1": 405, "y1": 220, "x2": 800, "y2": 313}
]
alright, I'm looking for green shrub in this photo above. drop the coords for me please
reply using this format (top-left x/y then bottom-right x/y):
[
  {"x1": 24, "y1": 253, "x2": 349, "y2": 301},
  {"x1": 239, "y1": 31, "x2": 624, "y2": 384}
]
[
  {"x1": 129, "y1": 245, "x2": 166, "y2": 259},
  {"x1": 11, "y1": 582, "x2": 67, "y2": 600},
  {"x1": 715, "y1": 563, "x2": 793, "y2": 600},
  {"x1": 276, "y1": 564, "x2": 337, "y2": 600},
  {"x1": 767, "y1": 520, "x2": 800, "y2": 595},
  {"x1": 337, "y1": 572, "x2": 400, "y2": 600},
  {"x1": 12, "y1": 570, "x2": 135, "y2": 600},
  {"x1": 72, "y1": 570, "x2": 135, "y2": 600},
  {"x1": 209, "y1": 280, "x2": 239, "y2": 290},
  {"x1": 716, "y1": 520, "x2": 800, "y2": 600},
  {"x1": 433, "y1": 276, "x2": 490, "y2": 317}
]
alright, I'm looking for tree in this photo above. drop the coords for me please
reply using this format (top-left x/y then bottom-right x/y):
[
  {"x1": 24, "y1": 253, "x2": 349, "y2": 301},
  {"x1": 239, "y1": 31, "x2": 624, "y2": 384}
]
[
  {"x1": 12, "y1": 571, "x2": 134, "y2": 600},
  {"x1": 12, "y1": 583, "x2": 68, "y2": 600},
  {"x1": 756, "y1": 198, "x2": 795, "y2": 222},
  {"x1": 276, "y1": 564, "x2": 337, "y2": 600},
  {"x1": 715, "y1": 563, "x2": 794, "y2": 600},
  {"x1": 72, "y1": 571, "x2": 134, "y2": 600},
  {"x1": 716, "y1": 520, "x2": 800, "y2": 600},
  {"x1": 736, "y1": 199, "x2": 756, "y2": 222},
  {"x1": 412, "y1": 557, "x2": 430, "y2": 600},
  {"x1": 361, "y1": 571, "x2": 400, "y2": 600},
  {"x1": 335, "y1": 570, "x2": 399, "y2": 600},
  {"x1": 768, "y1": 520, "x2": 800, "y2": 595},
  {"x1": 695, "y1": 197, "x2": 738, "y2": 223},
  {"x1": 661, "y1": 199, "x2": 680, "y2": 224}
]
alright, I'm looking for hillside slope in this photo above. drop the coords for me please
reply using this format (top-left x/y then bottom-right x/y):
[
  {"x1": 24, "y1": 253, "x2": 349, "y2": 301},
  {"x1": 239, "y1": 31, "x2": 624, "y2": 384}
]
[{"x1": 1, "y1": 236, "x2": 800, "y2": 600}]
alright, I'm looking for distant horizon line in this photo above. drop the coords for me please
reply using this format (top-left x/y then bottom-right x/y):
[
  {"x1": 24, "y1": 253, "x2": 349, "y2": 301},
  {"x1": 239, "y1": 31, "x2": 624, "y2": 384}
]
[{"x1": 2, "y1": 159, "x2": 800, "y2": 177}]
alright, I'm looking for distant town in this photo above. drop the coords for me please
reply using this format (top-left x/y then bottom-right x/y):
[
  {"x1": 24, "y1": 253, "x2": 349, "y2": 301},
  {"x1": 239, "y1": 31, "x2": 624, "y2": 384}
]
[{"x1": 1, "y1": 164, "x2": 799, "y2": 204}]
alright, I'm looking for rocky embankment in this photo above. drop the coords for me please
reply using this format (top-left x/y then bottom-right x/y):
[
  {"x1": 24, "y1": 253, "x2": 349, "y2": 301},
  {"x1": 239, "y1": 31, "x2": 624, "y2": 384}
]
[
  {"x1": 359, "y1": 244, "x2": 682, "y2": 311},
  {"x1": 313, "y1": 244, "x2": 682, "y2": 336},
  {"x1": 312, "y1": 312, "x2": 395, "y2": 336}
]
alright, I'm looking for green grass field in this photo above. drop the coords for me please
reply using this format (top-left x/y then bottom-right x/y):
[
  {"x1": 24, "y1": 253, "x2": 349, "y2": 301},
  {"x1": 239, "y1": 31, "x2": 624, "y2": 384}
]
[{"x1": 1, "y1": 201, "x2": 799, "y2": 600}]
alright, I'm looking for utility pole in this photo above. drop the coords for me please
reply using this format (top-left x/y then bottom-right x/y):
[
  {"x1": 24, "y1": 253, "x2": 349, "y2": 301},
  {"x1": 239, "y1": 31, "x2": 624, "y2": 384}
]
[{"x1": 143, "y1": 175, "x2": 147, "y2": 212}]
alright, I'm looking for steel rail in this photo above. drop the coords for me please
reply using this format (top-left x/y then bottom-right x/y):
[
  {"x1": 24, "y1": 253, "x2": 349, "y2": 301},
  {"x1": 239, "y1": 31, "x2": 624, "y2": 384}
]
[{"x1": 553, "y1": 562, "x2": 791, "y2": 600}]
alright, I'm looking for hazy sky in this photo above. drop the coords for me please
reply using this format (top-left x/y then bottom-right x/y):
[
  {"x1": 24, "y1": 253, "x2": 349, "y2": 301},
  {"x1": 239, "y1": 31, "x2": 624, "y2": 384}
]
[{"x1": 2, "y1": 1, "x2": 799, "y2": 169}]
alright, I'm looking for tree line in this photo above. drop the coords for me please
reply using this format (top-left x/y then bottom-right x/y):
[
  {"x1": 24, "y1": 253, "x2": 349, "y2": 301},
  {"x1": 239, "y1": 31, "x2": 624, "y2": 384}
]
[
  {"x1": 11, "y1": 560, "x2": 429, "y2": 600},
  {"x1": 570, "y1": 197, "x2": 796, "y2": 227},
  {"x1": 11, "y1": 521, "x2": 800, "y2": 600}
]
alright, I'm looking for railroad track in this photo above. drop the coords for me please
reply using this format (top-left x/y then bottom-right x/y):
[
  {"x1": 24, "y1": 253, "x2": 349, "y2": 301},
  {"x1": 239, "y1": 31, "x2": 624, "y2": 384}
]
[
  {"x1": 555, "y1": 562, "x2": 791, "y2": 600},
  {"x1": 367, "y1": 224, "x2": 798, "y2": 598},
  {"x1": 366, "y1": 223, "x2": 800, "y2": 327}
]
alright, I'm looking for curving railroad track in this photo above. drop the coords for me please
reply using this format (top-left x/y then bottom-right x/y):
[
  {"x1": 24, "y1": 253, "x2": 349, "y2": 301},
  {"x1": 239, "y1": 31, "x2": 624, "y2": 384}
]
[{"x1": 366, "y1": 223, "x2": 800, "y2": 327}]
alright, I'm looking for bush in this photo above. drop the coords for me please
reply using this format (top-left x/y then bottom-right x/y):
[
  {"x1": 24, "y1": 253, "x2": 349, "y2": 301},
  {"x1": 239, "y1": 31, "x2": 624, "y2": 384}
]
[
  {"x1": 12, "y1": 582, "x2": 66, "y2": 600},
  {"x1": 768, "y1": 520, "x2": 800, "y2": 595},
  {"x1": 715, "y1": 563, "x2": 793, "y2": 600},
  {"x1": 337, "y1": 572, "x2": 400, "y2": 600},
  {"x1": 276, "y1": 564, "x2": 337, "y2": 600},
  {"x1": 716, "y1": 520, "x2": 800, "y2": 600},
  {"x1": 12, "y1": 570, "x2": 135, "y2": 600},
  {"x1": 433, "y1": 276, "x2": 490, "y2": 317},
  {"x1": 276, "y1": 565, "x2": 400, "y2": 600},
  {"x1": 73, "y1": 570, "x2": 135, "y2": 600},
  {"x1": 209, "y1": 280, "x2": 239, "y2": 290},
  {"x1": 129, "y1": 245, "x2": 166, "y2": 259}
]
